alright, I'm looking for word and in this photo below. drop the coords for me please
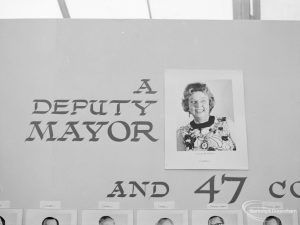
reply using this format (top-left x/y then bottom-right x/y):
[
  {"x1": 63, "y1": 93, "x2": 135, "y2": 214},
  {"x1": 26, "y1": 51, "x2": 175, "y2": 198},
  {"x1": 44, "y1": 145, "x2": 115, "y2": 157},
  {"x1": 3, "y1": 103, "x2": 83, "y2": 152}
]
[{"x1": 107, "y1": 181, "x2": 169, "y2": 198}]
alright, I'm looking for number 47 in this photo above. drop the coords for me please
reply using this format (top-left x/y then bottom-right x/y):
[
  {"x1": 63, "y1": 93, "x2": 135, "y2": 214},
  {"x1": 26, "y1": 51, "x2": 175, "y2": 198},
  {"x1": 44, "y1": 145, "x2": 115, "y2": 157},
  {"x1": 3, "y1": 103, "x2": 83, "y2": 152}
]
[{"x1": 194, "y1": 174, "x2": 247, "y2": 204}]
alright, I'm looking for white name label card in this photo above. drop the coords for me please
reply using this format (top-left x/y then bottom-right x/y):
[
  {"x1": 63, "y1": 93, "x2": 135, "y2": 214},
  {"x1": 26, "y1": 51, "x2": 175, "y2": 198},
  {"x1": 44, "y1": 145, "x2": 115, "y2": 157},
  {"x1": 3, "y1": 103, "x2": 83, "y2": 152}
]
[
  {"x1": 40, "y1": 201, "x2": 62, "y2": 209},
  {"x1": 154, "y1": 201, "x2": 175, "y2": 209},
  {"x1": 0, "y1": 201, "x2": 10, "y2": 208},
  {"x1": 98, "y1": 201, "x2": 120, "y2": 209},
  {"x1": 207, "y1": 203, "x2": 229, "y2": 209}
]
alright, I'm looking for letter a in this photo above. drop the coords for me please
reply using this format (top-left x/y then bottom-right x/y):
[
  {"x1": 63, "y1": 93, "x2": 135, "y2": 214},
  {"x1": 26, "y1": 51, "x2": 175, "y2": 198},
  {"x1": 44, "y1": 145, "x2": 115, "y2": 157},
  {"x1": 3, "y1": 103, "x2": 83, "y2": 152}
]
[
  {"x1": 133, "y1": 79, "x2": 157, "y2": 94},
  {"x1": 107, "y1": 181, "x2": 127, "y2": 197}
]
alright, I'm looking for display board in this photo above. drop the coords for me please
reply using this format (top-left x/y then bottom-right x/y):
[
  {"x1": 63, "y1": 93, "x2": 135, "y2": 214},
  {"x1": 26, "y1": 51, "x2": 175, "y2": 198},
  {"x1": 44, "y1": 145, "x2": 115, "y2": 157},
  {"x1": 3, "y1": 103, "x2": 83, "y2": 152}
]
[{"x1": 0, "y1": 20, "x2": 299, "y2": 225}]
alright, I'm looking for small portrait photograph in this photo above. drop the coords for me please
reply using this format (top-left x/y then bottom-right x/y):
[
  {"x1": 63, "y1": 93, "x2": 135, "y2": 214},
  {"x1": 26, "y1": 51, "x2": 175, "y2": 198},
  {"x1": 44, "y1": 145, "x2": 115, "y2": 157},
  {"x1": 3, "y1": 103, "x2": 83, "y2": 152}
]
[
  {"x1": 165, "y1": 70, "x2": 248, "y2": 169},
  {"x1": 0, "y1": 209, "x2": 22, "y2": 225},
  {"x1": 246, "y1": 210, "x2": 299, "y2": 225},
  {"x1": 192, "y1": 210, "x2": 243, "y2": 225},
  {"x1": 137, "y1": 210, "x2": 188, "y2": 225},
  {"x1": 24, "y1": 209, "x2": 77, "y2": 225},
  {"x1": 81, "y1": 210, "x2": 133, "y2": 225}
]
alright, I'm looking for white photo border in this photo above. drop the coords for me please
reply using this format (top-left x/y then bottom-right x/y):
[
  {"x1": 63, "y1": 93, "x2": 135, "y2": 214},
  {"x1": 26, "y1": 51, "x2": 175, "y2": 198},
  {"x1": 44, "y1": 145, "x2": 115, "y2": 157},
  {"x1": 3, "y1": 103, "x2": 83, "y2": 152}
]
[
  {"x1": 25, "y1": 209, "x2": 77, "y2": 225},
  {"x1": 165, "y1": 70, "x2": 248, "y2": 170},
  {"x1": 0, "y1": 209, "x2": 23, "y2": 225},
  {"x1": 137, "y1": 210, "x2": 188, "y2": 225},
  {"x1": 81, "y1": 209, "x2": 133, "y2": 225},
  {"x1": 192, "y1": 209, "x2": 243, "y2": 225},
  {"x1": 246, "y1": 209, "x2": 299, "y2": 225}
]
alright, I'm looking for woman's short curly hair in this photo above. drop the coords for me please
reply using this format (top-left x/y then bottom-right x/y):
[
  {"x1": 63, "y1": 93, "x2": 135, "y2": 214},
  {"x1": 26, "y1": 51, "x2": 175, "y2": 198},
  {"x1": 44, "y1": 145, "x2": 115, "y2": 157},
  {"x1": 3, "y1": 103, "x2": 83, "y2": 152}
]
[{"x1": 182, "y1": 82, "x2": 215, "y2": 112}]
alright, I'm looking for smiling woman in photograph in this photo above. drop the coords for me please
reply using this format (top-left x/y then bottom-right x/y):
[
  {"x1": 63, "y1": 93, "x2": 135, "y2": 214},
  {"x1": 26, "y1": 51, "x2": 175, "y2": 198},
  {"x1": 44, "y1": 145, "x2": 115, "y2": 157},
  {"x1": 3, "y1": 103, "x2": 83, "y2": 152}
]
[{"x1": 177, "y1": 82, "x2": 236, "y2": 151}]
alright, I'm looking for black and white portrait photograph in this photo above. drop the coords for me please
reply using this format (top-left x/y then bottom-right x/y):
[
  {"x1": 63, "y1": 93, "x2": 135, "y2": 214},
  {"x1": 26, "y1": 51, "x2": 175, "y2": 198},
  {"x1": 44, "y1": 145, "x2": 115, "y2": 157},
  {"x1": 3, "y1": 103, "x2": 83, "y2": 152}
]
[
  {"x1": 24, "y1": 209, "x2": 77, "y2": 225},
  {"x1": 81, "y1": 210, "x2": 133, "y2": 225},
  {"x1": 165, "y1": 70, "x2": 248, "y2": 169},
  {"x1": 137, "y1": 210, "x2": 188, "y2": 225},
  {"x1": 0, "y1": 209, "x2": 22, "y2": 225},
  {"x1": 246, "y1": 210, "x2": 299, "y2": 225},
  {"x1": 192, "y1": 210, "x2": 243, "y2": 225}
]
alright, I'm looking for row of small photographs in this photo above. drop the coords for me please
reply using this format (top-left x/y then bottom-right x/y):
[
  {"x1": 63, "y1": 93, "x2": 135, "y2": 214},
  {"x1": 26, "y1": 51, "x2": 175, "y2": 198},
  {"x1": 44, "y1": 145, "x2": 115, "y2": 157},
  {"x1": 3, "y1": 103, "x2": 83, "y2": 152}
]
[{"x1": 0, "y1": 209, "x2": 298, "y2": 225}]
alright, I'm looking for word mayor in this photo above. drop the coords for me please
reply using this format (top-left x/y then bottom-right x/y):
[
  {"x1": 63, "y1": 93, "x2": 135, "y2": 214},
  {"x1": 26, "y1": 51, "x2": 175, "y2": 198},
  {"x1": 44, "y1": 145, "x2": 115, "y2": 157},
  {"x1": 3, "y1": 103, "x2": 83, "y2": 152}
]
[{"x1": 25, "y1": 79, "x2": 158, "y2": 142}]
